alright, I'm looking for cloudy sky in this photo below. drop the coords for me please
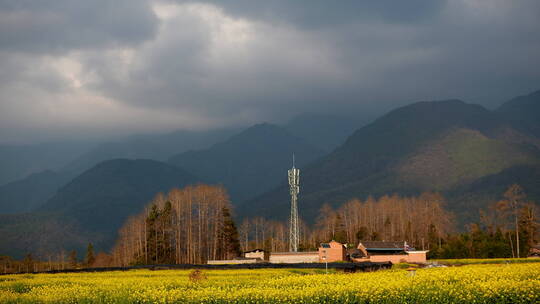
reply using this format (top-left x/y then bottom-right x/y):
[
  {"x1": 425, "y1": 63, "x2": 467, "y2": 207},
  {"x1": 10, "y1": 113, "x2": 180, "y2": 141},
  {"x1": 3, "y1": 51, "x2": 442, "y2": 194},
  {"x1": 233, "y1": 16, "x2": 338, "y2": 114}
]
[{"x1": 1, "y1": 0, "x2": 539, "y2": 144}]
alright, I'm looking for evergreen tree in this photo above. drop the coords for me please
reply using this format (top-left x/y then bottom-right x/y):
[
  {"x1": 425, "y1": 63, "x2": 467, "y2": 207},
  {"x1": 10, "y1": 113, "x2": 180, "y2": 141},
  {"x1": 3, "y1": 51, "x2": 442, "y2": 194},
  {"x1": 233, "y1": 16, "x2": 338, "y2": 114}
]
[
  {"x1": 85, "y1": 243, "x2": 95, "y2": 267},
  {"x1": 160, "y1": 201, "x2": 174, "y2": 264},
  {"x1": 146, "y1": 204, "x2": 160, "y2": 264},
  {"x1": 221, "y1": 207, "x2": 241, "y2": 259},
  {"x1": 355, "y1": 226, "x2": 369, "y2": 242},
  {"x1": 333, "y1": 214, "x2": 348, "y2": 244}
]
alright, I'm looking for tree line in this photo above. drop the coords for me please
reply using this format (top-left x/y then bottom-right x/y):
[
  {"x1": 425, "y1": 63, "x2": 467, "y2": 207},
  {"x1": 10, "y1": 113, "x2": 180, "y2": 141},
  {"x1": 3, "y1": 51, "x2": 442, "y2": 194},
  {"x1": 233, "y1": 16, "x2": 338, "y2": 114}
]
[
  {"x1": 1, "y1": 183, "x2": 538, "y2": 273},
  {"x1": 111, "y1": 184, "x2": 240, "y2": 266},
  {"x1": 434, "y1": 184, "x2": 538, "y2": 258},
  {"x1": 239, "y1": 192, "x2": 453, "y2": 253},
  {"x1": 238, "y1": 185, "x2": 538, "y2": 259}
]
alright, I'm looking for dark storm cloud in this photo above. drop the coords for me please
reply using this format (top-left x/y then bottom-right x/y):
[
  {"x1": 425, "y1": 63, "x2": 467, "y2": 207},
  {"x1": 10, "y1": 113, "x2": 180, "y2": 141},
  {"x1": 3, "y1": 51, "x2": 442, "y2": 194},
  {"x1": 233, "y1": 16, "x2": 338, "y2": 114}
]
[
  {"x1": 177, "y1": 0, "x2": 446, "y2": 26},
  {"x1": 0, "y1": 0, "x2": 539, "y2": 143},
  {"x1": 0, "y1": 0, "x2": 158, "y2": 54}
]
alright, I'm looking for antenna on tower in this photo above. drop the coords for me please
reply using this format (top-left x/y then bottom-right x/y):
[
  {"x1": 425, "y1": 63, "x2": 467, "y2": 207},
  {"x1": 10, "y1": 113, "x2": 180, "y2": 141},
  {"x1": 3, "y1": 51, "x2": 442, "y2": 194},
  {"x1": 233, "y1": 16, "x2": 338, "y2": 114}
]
[{"x1": 288, "y1": 154, "x2": 300, "y2": 252}]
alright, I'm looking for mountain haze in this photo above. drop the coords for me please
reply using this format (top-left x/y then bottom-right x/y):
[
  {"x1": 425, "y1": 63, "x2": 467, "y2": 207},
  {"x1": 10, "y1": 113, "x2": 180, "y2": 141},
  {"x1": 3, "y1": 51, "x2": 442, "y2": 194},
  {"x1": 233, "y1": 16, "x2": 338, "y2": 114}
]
[
  {"x1": 64, "y1": 128, "x2": 240, "y2": 176},
  {"x1": 284, "y1": 113, "x2": 361, "y2": 152}
]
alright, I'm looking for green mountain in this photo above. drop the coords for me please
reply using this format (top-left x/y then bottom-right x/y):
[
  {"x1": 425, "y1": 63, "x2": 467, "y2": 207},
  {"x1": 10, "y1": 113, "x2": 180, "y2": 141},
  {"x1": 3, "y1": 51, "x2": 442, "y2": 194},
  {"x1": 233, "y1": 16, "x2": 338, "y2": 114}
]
[
  {"x1": 168, "y1": 123, "x2": 325, "y2": 203},
  {"x1": 448, "y1": 164, "x2": 540, "y2": 224},
  {"x1": 239, "y1": 99, "x2": 540, "y2": 223},
  {"x1": 0, "y1": 159, "x2": 200, "y2": 258}
]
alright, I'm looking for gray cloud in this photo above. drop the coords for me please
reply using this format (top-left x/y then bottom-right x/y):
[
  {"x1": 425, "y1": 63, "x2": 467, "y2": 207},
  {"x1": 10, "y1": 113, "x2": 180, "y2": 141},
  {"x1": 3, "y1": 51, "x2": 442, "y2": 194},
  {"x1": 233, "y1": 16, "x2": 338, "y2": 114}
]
[
  {"x1": 179, "y1": 0, "x2": 447, "y2": 27},
  {"x1": 0, "y1": 0, "x2": 539, "y2": 144},
  {"x1": 0, "y1": 0, "x2": 158, "y2": 54}
]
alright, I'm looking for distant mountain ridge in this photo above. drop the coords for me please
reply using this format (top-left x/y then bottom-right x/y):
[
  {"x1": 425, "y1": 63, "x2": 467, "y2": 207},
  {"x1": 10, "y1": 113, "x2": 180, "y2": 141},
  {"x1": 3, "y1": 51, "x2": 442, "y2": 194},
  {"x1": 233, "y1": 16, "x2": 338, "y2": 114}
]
[
  {"x1": 0, "y1": 141, "x2": 92, "y2": 186},
  {"x1": 0, "y1": 128, "x2": 239, "y2": 215},
  {"x1": 63, "y1": 128, "x2": 241, "y2": 175}
]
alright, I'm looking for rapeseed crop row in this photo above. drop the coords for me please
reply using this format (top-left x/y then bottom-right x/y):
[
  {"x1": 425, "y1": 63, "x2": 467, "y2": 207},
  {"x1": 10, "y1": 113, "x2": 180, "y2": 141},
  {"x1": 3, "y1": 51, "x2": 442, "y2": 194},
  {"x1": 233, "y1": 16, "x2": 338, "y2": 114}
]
[{"x1": 0, "y1": 263, "x2": 539, "y2": 303}]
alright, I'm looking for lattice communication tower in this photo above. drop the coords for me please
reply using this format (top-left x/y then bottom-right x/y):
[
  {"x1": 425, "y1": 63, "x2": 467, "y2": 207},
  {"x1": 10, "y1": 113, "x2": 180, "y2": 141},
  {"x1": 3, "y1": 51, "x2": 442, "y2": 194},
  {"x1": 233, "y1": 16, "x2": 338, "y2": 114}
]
[{"x1": 288, "y1": 154, "x2": 300, "y2": 252}]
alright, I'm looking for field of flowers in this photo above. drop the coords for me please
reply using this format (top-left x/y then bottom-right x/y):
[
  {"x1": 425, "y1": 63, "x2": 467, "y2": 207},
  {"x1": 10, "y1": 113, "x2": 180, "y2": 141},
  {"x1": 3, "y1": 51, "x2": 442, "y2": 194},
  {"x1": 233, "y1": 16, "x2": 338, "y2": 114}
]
[
  {"x1": 0, "y1": 263, "x2": 539, "y2": 303},
  {"x1": 432, "y1": 257, "x2": 540, "y2": 265}
]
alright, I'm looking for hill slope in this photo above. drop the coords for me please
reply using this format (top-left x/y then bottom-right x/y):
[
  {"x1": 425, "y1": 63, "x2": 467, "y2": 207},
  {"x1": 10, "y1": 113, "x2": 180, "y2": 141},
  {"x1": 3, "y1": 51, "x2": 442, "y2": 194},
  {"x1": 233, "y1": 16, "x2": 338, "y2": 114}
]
[
  {"x1": 168, "y1": 123, "x2": 325, "y2": 203},
  {"x1": 0, "y1": 170, "x2": 73, "y2": 214},
  {"x1": 496, "y1": 89, "x2": 540, "y2": 137}
]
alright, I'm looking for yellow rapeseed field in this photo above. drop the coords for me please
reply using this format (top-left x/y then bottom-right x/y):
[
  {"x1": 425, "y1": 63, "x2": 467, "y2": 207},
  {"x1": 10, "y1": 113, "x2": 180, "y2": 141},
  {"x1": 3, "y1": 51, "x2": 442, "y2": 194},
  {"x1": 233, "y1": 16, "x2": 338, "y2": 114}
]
[{"x1": 0, "y1": 263, "x2": 539, "y2": 303}]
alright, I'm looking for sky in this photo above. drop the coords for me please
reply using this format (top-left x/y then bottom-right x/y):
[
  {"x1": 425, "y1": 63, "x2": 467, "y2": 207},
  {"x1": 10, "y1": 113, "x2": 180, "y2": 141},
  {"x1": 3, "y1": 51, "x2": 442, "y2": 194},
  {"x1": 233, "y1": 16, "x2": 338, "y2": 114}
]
[{"x1": 0, "y1": 0, "x2": 539, "y2": 144}]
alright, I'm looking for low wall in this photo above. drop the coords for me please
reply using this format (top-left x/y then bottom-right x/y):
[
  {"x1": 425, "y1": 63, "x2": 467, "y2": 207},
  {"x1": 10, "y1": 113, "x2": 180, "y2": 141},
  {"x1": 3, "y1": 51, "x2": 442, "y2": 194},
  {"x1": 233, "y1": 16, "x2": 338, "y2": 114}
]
[
  {"x1": 405, "y1": 251, "x2": 427, "y2": 263},
  {"x1": 366, "y1": 251, "x2": 428, "y2": 264},
  {"x1": 207, "y1": 259, "x2": 259, "y2": 265},
  {"x1": 269, "y1": 252, "x2": 319, "y2": 264},
  {"x1": 369, "y1": 255, "x2": 409, "y2": 264}
]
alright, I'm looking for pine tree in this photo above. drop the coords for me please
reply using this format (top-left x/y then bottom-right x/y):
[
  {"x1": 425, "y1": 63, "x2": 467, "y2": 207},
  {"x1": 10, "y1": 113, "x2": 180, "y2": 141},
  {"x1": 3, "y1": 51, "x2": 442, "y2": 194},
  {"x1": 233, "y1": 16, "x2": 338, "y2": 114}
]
[
  {"x1": 221, "y1": 207, "x2": 241, "y2": 259},
  {"x1": 85, "y1": 243, "x2": 95, "y2": 267},
  {"x1": 146, "y1": 204, "x2": 160, "y2": 264}
]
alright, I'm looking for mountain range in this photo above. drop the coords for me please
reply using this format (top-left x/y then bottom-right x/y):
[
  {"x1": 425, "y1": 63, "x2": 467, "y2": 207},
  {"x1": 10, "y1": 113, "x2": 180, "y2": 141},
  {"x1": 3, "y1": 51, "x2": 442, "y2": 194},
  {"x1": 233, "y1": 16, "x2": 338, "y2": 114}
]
[
  {"x1": 238, "y1": 92, "x2": 540, "y2": 223},
  {"x1": 0, "y1": 90, "x2": 538, "y2": 258}
]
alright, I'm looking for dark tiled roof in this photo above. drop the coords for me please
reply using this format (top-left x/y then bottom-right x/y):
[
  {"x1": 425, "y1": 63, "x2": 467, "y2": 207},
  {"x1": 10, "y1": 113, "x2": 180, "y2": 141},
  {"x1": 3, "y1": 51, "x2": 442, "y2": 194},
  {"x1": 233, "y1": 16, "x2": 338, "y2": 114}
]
[
  {"x1": 359, "y1": 241, "x2": 405, "y2": 249},
  {"x1": 347, "y1": 248, "x2": 366, "y2": 258}
]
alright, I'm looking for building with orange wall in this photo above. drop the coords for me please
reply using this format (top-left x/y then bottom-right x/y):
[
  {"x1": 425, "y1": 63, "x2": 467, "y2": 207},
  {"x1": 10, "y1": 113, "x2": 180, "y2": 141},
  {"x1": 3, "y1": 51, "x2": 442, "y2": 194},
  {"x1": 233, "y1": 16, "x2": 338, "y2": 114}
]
[
  {"x1": 319, "y1": 240, "x2": 346, "y2": 262},
  {"x1": 354, "y1": 241, "x2": 428, "y2": 264}
]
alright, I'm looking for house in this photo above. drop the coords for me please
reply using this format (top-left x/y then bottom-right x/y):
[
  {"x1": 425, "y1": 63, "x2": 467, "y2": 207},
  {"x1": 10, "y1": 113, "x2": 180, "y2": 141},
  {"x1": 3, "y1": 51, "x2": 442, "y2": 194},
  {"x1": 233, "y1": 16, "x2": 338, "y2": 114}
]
[
  {"x1": 319, "y1": 240, "x2": 346, "y2": 262},
  {"x1": 355, "y1": 241, "x2": 428, "y2": 264}
]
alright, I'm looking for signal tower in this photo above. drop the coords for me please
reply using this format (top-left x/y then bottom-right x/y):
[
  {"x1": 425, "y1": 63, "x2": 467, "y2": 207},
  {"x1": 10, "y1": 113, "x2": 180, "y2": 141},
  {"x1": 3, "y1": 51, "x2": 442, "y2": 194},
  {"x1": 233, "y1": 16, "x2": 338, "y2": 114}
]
[{"x1": 288, "y1": 154, "x2": 300, "y2": 252}]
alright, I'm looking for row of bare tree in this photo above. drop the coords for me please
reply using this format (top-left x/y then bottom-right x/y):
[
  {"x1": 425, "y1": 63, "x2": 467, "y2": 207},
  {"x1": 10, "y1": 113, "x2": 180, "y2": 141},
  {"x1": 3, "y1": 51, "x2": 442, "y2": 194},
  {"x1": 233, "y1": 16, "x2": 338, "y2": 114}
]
[
  {"x1": 111, "y1": 184, "x2": 240, "y2": 266},
  {"x1": 239, "y1": 192, "x2": 453, "y2": 252}
]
